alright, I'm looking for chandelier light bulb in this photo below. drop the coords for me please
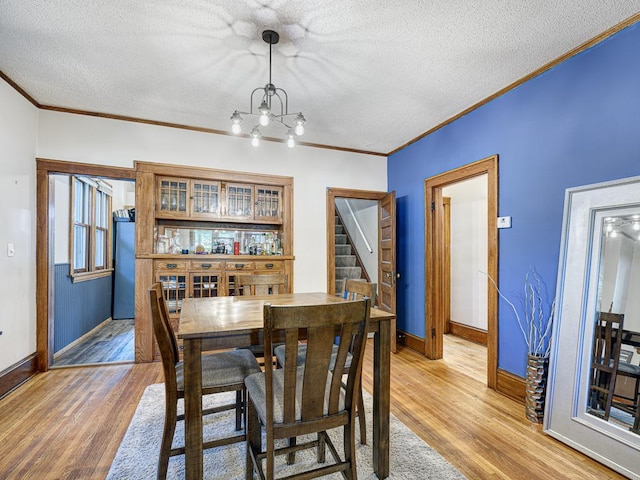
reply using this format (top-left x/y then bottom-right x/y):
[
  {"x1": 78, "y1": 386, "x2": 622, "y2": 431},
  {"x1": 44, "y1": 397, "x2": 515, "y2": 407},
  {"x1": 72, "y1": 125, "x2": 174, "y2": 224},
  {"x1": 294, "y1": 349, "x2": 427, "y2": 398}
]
[
  {"x1": 230, "y1": 111, "x2": 243, "y2": 134},
  {"x1": 258, "y1": 101, "x2": 270, "y2": 126},
  {"x1": 286, "y1": 129, "x2": 296, "y2": 148},
  {"x1": 611, "y1": 230, "x2": 618, "y2": 238},
  {"x1": 633, "y1": 222, "x2": 640, "y2": 231},
  {"x1": 250, "y1": 127, "x2": 261, "y2": 147},
  {"x1": 294, "y1": 114, "x2": 306, "y2": 136}
]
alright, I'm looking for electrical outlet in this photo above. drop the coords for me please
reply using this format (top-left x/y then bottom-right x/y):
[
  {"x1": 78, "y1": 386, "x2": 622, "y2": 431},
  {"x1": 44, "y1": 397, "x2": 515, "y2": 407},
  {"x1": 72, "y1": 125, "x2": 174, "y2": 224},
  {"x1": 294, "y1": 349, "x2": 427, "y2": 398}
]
[
  {"x1": 497, "y1": 216, "x2": 512, "y2": 229},
  {"x1": 7, "y1": 243, "x2": 15, "y2": 257}
]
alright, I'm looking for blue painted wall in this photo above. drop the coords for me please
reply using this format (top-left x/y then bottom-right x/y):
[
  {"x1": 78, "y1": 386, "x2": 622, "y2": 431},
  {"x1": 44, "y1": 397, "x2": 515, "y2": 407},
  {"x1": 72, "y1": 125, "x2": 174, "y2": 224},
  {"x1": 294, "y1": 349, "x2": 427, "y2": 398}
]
[
  {"x1": 54, "y1": 263, "x2": 113, "y2": 352},
  {"x1": 389, "y1": 23, "x2": 640, "y2": 377}
]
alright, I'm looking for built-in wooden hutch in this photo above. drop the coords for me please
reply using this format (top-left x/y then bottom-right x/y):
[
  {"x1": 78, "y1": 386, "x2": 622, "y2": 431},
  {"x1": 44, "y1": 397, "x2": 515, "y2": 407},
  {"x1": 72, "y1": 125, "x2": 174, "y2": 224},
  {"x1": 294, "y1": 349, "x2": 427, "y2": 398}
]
[{"x1": 134, "y1": 161, "x2": 294, "y2": 362}]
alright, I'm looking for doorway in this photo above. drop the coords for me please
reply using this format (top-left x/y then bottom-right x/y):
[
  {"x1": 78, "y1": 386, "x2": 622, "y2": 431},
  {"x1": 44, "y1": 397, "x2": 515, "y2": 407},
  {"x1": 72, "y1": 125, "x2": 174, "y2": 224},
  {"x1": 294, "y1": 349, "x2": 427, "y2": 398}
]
[
  {"x1": 36, "y1": 159, "x2": 136, "y2": 371},
  {"x1": 326, "y1": 188, "x2": 397, "y2": 352},
  {"x1": 49, "y1": 174, "x2": 136, "y2": 367},
  {"x1": 424, "y1": 155, "x2": 498, "y2": 388}
]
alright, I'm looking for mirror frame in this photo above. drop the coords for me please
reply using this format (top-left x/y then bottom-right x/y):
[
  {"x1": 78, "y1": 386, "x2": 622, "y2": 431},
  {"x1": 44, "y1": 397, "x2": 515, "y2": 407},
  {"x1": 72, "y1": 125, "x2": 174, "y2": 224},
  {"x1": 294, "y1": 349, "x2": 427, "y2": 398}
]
[{"x1": 544, "y1": 175, "x2": 640, "y2": 479}]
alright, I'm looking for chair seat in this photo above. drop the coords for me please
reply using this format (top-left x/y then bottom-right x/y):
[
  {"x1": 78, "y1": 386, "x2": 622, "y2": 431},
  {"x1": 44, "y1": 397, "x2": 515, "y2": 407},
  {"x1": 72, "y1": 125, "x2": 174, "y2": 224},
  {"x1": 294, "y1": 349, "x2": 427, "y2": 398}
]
[
  {"x1": 245, "y1": 367, "x2": 345, "y2": 424},
  {"x1": 274, "y1": 344, "x2": 353, "y2": 371},
  {"x1": 176, "y1": 349, "x2": 261, "y2": 392}
]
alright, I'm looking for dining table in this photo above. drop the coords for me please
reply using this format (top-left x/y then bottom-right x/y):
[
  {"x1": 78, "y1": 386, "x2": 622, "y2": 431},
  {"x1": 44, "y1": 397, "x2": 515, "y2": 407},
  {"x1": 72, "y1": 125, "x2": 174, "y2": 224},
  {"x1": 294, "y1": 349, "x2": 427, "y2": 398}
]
[{"x1": 178, "y1": 292, "x2": 395, "y2": 479}]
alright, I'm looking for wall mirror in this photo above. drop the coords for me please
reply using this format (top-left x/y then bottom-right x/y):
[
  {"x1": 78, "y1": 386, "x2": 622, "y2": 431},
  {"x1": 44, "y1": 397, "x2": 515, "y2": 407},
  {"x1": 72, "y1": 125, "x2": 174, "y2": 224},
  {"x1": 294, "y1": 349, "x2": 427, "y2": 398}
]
[{"x1": 544, "y1": 175, "x2": 640, "y2": 480}]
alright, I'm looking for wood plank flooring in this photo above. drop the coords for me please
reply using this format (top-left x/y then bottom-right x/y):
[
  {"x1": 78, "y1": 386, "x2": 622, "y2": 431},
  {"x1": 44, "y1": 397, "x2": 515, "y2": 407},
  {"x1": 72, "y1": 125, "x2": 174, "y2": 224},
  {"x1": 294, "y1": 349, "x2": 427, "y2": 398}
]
[
  {"x1": 53, "y1": 319, "x2": 135, "y2": 366},
  {"x1": 0, "y1": 335, "x2": 626, "y2": 479}
]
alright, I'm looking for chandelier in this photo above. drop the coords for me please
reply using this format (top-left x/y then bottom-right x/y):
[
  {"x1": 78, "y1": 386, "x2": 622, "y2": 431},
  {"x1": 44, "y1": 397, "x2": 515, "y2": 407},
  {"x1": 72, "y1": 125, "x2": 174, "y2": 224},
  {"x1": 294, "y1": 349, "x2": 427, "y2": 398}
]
[{"x1": 230, "y1": 30, "x2": 306, "y2": 148}]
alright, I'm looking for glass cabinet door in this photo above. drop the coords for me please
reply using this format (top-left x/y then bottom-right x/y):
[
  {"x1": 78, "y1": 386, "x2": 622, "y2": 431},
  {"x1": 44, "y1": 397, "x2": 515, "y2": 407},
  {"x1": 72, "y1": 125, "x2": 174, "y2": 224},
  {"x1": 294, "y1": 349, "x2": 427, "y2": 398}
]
[
  {"x1": 157, "y1": 177, "x2": 188, "y2": 216},
  {"x1": 192, "y1": 180, "x2": 221, "y2": 218},
  {"x1": 190, "y1": 272, "x2": 221, "y2": 298},
  {"x1": 255, "y1": 185, "x2": 283, "y2": 222},
  {"x1": 225, "y1": 183, "x2": 253, "y2": 219},
  {"x1": 157, "y1": 273, "x2": 187, "y2": 313}
]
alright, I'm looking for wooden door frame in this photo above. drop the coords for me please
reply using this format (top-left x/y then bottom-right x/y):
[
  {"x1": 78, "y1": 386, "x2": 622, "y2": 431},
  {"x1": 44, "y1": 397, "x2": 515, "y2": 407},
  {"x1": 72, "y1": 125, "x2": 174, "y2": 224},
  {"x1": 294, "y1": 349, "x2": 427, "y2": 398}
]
[
  {"x1": 424, "y1": 155, "x2": 498, "y2": 389},
  {"x1": 326, "y1": 188, "x2": 389, "y2": 295},
  {"x1": 36, "y1": 158, "x2": 136, "y2": 371}
]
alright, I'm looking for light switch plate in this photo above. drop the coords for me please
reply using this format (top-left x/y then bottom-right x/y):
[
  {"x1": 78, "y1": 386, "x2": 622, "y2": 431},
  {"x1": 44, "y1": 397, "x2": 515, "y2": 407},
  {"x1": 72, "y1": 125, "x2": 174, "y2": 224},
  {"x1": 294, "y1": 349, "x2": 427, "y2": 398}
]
[
  {"x1": 7, "y1": 243, "x2": 15, "y2": 257},
  {"x1": 497, "y1": 216, "x2": 512, "y2": 229}
]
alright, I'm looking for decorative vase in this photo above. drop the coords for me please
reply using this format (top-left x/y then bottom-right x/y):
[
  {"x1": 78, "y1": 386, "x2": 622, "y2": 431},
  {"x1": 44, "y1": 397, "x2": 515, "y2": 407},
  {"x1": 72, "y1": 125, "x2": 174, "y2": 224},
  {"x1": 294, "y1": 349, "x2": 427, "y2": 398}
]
[{"x1": 525, "y1": 354, "x2": 549, "y2": 423}]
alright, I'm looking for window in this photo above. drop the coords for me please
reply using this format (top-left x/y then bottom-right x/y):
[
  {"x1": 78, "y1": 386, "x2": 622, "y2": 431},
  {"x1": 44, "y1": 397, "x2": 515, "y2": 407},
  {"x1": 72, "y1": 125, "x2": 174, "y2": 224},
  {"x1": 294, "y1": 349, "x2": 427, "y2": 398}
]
[{"x1": 70, "y1": 176, "x2": 113, "y2": 281}]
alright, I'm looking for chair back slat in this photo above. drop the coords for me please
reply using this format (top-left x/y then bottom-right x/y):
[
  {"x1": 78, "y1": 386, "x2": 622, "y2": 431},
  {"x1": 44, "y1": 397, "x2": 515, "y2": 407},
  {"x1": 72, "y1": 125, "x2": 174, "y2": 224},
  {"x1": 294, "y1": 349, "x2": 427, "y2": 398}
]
[
  {"x1": 237, "y1": 274, "x2": 287, "y2": 296},
  {"x1": 263, "y1": 298, "x2": 370, "y2": 426},
  {"x1": 301, "y1": 326, "x2": 335, "y2": 420}
]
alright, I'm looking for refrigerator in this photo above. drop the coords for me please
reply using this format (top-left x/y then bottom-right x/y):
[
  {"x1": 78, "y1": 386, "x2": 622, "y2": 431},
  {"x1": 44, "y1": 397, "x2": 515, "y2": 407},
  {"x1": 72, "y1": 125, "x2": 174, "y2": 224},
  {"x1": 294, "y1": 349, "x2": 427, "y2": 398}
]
[{"x1": 112, "y1": 217, "x2": 136, "y2": 319}]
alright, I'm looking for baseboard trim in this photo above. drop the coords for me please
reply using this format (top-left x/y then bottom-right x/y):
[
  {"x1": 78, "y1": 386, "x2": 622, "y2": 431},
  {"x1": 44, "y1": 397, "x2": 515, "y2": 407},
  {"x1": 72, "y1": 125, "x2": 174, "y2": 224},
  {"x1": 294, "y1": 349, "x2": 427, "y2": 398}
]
[
  {"x1": 448, "y1": 321, "x2": 488, "y2": 346},
  {"x1": 496, "y1": 368, "x2": 526, "y2": 404},
  {"x1": 0, "y1": 353, "x2": 39, "y2": 400},
  {"x1": 397, "y1": 329, "x2": 425, "y2": 353}
]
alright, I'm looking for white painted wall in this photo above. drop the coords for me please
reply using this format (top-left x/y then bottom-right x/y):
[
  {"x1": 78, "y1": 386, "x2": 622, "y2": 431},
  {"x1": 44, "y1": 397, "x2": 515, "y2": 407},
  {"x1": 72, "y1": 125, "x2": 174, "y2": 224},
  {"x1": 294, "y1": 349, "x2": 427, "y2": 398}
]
[
  {"x1": 442, "y1": 174, "x2": 488, "y2": 331},
  {"x1": 36, "y1": 110, "x2": 388, "y2": 294},
  {"x1": 625, "y1": 242, "x2": 640, "y2": 332},
  {"x1": 0, "y1": 80, "x2": 38, "y2": 371},
  {"x1": 110, "y1": 179, "x2": 135, "y2": 211}
]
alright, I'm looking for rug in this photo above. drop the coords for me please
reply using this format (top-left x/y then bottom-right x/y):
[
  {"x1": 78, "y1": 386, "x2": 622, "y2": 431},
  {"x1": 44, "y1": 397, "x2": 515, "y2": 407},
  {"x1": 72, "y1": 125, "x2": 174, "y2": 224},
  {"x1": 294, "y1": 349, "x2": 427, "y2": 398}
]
[{"x1": 107, "y1": 383, "x2": 466, "y2": 479}]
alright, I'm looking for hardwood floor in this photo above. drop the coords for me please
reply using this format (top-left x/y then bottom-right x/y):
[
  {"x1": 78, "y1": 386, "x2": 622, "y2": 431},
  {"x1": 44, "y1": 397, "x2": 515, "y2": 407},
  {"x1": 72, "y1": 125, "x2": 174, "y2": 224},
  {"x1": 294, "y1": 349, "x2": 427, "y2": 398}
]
[
  {"x1": 0, "y1": 336, "x2": 626, "y2": 479},
  {"x1": 53, "y1": 319, "x2": 135, "y2": 367}
]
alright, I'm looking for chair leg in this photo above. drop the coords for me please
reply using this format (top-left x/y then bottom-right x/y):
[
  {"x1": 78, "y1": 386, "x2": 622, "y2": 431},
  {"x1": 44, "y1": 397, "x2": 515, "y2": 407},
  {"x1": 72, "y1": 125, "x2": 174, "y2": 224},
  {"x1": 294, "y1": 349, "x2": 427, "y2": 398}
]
[
  {"x1": 246, "y1": 394, "x2": 260, "y2": 480},
  {"x1": 158, "y1": 395, "x2": 177, "y2": 480},
  {"x1": 236, "y1": 390, "x2": 243, "y2": 431},
  {"x1": 316, "y1": 432, "x2": 326, "y2": 463},
  {"x1": 343, "y1": 420, "x2": 357, "y2": 480},
  {"x1": 266, "y1": 430, "x2": 275, "y2": 480},
  {"x1": 357, "y1": 387, "x2": 367, "y2": 445}
]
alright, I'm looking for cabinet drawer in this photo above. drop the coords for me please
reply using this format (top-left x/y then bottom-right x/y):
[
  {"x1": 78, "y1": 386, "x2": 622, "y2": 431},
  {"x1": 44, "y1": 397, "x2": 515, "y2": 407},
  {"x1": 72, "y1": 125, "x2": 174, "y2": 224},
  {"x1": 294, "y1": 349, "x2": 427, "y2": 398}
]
[
  {"x1": 190, "y1": 261, "x2": 222, "y2": 271},
  {"x1": 154, "y1": 260, "x2": 188, "y2": 271},
  {"x1": 226, "y1": 262, "x2": 255, "y2": 271},
  {"x1": 254, "y1": 261, "x2": 284, "y2": 271}
]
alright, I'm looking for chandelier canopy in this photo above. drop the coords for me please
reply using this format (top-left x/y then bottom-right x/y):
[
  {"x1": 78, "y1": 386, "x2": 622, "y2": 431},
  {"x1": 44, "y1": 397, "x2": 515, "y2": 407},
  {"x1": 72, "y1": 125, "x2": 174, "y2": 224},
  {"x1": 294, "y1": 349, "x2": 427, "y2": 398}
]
[{"x1": 230, "y1": 30, "x2": 306, "y2": 148}]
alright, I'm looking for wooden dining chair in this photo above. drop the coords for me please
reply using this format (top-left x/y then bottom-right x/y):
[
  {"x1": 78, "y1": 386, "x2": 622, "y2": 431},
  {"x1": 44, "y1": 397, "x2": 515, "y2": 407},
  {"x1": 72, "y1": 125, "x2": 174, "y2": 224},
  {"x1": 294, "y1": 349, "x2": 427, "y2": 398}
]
[
  {"x1": 236, "y1": 273, "x2": 288, "y2": 366},
  {"x1": 245, "y1": 297, "x2": 371, "y2": 480},
  {"x1": 149, "y1": 283, "x2": 261, "y2": 480},
  {"x1": 237, "y1": 273, "x2": 288, "y2": 296},
  {"x1": 588, "y1": 311, "x2": 624, "y2": 420},
  {"x1": 274, "y1": 279, "x2": 376, "y2": 445}
]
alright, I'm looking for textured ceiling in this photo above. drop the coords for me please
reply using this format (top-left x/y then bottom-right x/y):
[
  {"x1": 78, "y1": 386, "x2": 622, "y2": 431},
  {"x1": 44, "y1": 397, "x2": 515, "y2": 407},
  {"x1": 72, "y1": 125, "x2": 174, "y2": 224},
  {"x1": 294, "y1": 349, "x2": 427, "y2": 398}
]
[{"x1": 1, "y1": 1, "x2": 639, "y2": 154}]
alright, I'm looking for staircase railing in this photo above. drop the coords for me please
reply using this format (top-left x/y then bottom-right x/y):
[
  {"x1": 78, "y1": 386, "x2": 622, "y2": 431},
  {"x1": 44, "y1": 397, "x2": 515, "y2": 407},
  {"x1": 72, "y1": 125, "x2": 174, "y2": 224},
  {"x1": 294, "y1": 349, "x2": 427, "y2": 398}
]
[{"x1": 344, "y1": 199, "x2": 373, "y2": 253}]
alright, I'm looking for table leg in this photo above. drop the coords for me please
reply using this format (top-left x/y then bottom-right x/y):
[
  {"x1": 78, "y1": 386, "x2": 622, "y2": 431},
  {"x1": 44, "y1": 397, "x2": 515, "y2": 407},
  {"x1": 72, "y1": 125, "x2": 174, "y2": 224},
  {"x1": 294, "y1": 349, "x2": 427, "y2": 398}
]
[
  {"x1": 373, "y1": 319, "x2": 390, "y2": 479},
  {"x1": 184, "y1": 338, "x2": 203, "y2": 479}
]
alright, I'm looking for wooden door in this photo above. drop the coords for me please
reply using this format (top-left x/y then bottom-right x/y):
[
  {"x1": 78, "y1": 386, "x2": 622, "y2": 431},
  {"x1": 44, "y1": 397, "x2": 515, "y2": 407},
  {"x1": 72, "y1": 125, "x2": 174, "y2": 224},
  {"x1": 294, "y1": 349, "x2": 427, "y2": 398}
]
[{"x1": 378, "y1": 191, "x2": 397, "y2": 352}]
